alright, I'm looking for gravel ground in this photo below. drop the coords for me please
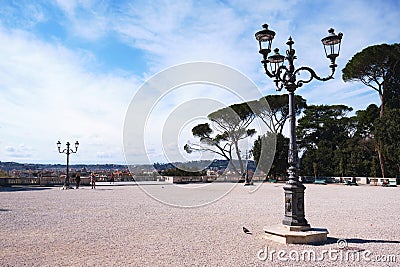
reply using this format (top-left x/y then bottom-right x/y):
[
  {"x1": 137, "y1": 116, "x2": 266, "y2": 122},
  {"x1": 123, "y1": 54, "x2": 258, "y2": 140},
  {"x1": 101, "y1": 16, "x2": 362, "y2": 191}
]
[{"x1": 0, "y1": 182, "x2": 399, "y2": 266}]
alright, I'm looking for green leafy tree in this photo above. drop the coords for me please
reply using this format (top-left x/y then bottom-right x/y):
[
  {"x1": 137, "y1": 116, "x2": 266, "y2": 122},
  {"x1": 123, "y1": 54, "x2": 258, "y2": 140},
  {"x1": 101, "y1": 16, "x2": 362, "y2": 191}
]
[
  {"x1": 384, "y1": 56, "x2": 400, "y2": 109},
  {"x1": 300, "y1": 104, "x2": 382, "y2": 177},
  {"x1": 353, "y1": 104, "x2": 379, "y2": 138},
  {"x1": 301, "y1": 143, "x2": 336, "y2": 177},
  {"x1": 253, "y1": 133, "x2": 288, "y2": 179},
  {"x1": 185, "y1": 102, "x2": 256, "y2": 174},
  {"x1": 337, "y1": 137, "x2": 375, "y2": 177},
  {"x1": 349, "y1": 104, "x2": 381, "y2": 176},
  {"x1": 208, "y1": 102, "x2": 256, "y2": 174},
  {"x1": 375, "y1": 109, "x2": 400, "y2": 176},
  {"x1": 297, "y1": 105, "x2": 353, "y2": 177},
  {"x1": 253, "y1": 95, "x2": 307, "y2": 134},
  {"x1": 252, "y1": 95, "x2": 306, "y2": 179},
  {"x1": 343, "y1": 43, "x2": 400, "y2": 177},
  {"x1": 342, "y1": 43, "x2": 400, "y2": 117},
  {"x1": 184, "y1": 123, "x2": 237, "y2": 172},
  {"x1": 297, "y1": 105, "x2": 353, "y2": 150}
]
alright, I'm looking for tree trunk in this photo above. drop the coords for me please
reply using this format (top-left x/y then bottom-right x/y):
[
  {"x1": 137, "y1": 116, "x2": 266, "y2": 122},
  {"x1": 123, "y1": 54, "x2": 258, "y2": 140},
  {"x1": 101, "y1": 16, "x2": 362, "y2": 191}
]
[
  {"x1": 379, "y1": 91, "x2": 384, "y2": 118},
  {"x1": 376, "y1": 143, "x2": 386, "y2": 178},
  {"x1": 378, "y1": 86, "x2": 385, "y2": 177},
  {"x1": 233, "y1": 141, "x2": 244, "y2": 174},
  {"x1": 397, "y1": 163, "x2": 400, "y2": 176}
]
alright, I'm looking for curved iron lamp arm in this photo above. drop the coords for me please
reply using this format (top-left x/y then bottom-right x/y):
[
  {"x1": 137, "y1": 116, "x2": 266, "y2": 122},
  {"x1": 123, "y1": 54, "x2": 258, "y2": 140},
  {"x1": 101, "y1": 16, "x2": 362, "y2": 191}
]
[
  {"x1": 261, "y1": 59, "x2": 275, "y2": 78},
  {"x1": 293, "y1": 66, "x2": 336, "y2": 87},
  {"x1": 272, "y1": 65, "x2": 336, "y2": 91}
]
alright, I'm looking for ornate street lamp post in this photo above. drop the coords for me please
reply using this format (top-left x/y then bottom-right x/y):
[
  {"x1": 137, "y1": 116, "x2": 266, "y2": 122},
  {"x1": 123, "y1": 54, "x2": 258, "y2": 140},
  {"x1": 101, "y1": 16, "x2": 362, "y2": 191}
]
[
  {"x1": 244, "y1": 149, "x2": 253, "y2": 186},
  {"x1": 255, "y1": 24, "x2": 342, "y2": 243},
  {"x1": 57, "y1": 141, "x2": 79, "y2": 189}
]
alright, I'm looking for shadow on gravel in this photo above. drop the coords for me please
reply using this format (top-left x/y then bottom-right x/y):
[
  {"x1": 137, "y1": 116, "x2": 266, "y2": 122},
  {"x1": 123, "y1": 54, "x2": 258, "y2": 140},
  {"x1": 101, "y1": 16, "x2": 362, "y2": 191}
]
[
  {"x1": 321, "y1": 237, "x2": 400, "y2": 246},
  {"x1": 0, "y1": 208, "x2": 10, "y2": 212},
  {"x1": 91, "y1": 188, "x2": 114, "y2": 191},
  {"x1": 0, "y1": 186, "x2": 53, "y2": 192},
  {"x1": 345, "y1": 238, "x2": 400, "y2": 244}
]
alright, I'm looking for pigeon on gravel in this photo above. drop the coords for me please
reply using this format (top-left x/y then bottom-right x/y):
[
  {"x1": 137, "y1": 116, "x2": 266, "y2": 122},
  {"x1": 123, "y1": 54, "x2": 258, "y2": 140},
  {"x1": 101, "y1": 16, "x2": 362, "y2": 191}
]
[{"x1": 242, "y1": 227, "x2": 252, "y2": 234}]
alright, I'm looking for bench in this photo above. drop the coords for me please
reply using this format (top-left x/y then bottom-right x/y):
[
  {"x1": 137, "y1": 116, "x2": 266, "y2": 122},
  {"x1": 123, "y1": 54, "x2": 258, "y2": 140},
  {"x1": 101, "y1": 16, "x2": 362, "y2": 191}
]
[
  {"x1": 382, "y1": 180, "x2": 397, "y2": 187},
  {"x1": 268, "y1": 179, "x2": 277, "y2": 183},
  {"x1": 314, "y1": 179, "x2": 326, "y2": 185},
  {"x1": 344, "y1": 180, "x2": 358, "y2": 186}
]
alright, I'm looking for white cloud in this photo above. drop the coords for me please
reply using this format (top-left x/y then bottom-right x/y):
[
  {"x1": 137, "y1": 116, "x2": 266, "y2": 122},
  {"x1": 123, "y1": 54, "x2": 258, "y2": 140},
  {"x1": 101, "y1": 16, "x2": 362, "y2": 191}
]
[
  {"x1": 0, "y1": 2, "x2": 47, "y2": 29},
  {"x1": 5, "y1": 147, "x2": 15, "y2": 153},
  {"x1": 4, "y1": 144, "x2": 34, "y2": 159},
  {"x1": 54, "y1": 0, "x2": 109, "y2": 41},
  {"x1": 111, "y1": 1, "x2": 283, "y2": 73},
  {"x1": 0, "y1": 25, "x2": 140, "y2": 163}
]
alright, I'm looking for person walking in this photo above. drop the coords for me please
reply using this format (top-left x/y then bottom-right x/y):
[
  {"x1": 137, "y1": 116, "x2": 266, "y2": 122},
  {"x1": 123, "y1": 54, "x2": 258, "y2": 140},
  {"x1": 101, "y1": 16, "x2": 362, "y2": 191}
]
[
  {"x1": 91, "y1": 173, "x2": 96, "y2": 189},
  {"x1": 75, "y1": 174, "x2": 81, "y2": 189},
  {"x1": 110, "y1": 173, "x2": 115, "y2": 184}
]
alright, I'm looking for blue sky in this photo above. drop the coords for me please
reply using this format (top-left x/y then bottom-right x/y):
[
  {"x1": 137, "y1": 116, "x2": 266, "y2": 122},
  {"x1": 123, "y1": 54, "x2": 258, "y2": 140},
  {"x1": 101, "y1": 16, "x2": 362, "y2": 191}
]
[{"x1": 0, "y1": 0, "x2": 399, "y2": 164}]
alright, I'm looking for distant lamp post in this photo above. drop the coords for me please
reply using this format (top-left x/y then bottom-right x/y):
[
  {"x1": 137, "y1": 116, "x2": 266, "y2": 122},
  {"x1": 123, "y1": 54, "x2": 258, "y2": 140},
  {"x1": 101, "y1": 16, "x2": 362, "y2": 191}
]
[
  {"x1": 244, "y1": 149, "x2": 253, "y2": 186},
  {"x1": 255, "y1": 24, "x2": 342, "y2": 244},
  {"x1": 57, "y1": 141, "x2": 79, "y2": 189}
]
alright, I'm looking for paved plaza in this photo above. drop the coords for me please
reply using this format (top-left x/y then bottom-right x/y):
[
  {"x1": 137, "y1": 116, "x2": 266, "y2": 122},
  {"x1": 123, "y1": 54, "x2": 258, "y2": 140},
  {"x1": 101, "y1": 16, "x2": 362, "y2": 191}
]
[{"x1": 0, "y1": 182, "x2": 399, "y2": 266}]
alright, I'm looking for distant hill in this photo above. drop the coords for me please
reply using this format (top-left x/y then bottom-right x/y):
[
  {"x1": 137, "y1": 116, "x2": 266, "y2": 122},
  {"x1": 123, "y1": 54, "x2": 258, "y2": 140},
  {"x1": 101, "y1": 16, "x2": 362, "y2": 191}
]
[
  {"x1": 0, "y1": 159, "x2": 256, "y2": 172},
  {"x1": 153, "y1": 159, "x2": 256, "y2": 172},
  {"x1": 0, "y1": 161, "x2": 127, "y2": 171}
]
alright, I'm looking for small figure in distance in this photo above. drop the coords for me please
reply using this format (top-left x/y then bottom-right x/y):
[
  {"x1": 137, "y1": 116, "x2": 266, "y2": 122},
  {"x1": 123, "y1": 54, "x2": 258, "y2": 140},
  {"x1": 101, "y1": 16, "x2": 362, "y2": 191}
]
[
  {"x1": 91, "y1": 173, "x2": 96, "y2": 189},
  {"x1": 110, "y1": 173, "x2": 115, "y2": 184},
  {"x1": 75, "y1": 173, "x2": 81, "y2": 189}
]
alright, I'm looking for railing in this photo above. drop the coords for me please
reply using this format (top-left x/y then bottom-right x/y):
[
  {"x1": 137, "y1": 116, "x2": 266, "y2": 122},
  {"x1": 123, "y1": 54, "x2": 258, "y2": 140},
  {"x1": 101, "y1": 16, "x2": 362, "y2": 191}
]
[
  {"x1": 164, "y1": 175, "x2": 266, "y2": 183},
  {"x1": 0, "y1": 178, "x2": 40, "y2": 186},
  {"x1": 5, "y1": 175, "x2": 394, "y2": 186},
  {"x1": 0, "y1": 177, "x2": 91, "y2": 186},
  {"x1": 300, "y1": 176, "x2": 399, "y2": 185}
]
